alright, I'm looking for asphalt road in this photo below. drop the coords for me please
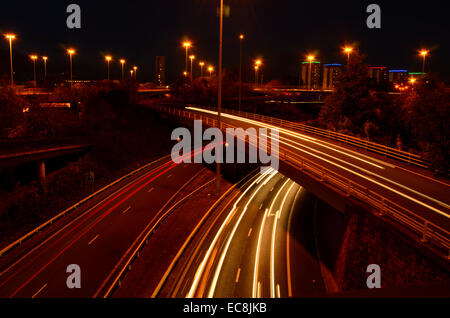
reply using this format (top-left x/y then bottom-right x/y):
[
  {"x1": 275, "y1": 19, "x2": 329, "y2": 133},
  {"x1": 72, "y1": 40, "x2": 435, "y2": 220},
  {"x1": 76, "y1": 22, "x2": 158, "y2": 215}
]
[
  {"x1": 171, "y1": 169, "x2": 326, "y2": 298},
  {"x1": 185, "y1": 107, "x2": 450, "y2": 231},
  {"x1": 0, "y1": 152, "x2": 207, "y2": 298}
]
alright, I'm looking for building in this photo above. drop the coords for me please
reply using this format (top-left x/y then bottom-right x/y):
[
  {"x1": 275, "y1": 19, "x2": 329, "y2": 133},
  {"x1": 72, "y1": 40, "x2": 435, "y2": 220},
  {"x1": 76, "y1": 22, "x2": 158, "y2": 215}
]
[
  {"x1": 323, "y1": 64, "x2": 342, "y2": 89},
  {"x1": 301, "y1": 61, "x2": 321, "y2": 90},
  {"x1": 368, "y1": 67, "x2": 389, "y2": 84},
  {"x1": 155, "y1": 56, "x2": 166, "y2": 86},
  {"x1": 388, "y1": 69, "x2": 408, "y2": 84}
]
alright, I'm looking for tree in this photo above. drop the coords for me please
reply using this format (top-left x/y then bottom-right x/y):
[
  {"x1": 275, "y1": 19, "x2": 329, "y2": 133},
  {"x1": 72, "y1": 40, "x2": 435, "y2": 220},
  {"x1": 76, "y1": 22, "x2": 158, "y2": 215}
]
[{"x1": 0, "y1": 87, "x2": 26, "y2": 137}]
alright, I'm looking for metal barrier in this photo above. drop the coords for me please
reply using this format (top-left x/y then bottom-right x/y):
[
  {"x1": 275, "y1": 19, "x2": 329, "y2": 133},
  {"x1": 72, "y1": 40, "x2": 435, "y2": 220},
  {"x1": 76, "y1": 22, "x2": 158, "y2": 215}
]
[
  {"x1": 195, "y1": 105, "x2": 429, "y2": 169},
  {"x1": 151, "y1": 104, "x2": 450, "y2": 260}
]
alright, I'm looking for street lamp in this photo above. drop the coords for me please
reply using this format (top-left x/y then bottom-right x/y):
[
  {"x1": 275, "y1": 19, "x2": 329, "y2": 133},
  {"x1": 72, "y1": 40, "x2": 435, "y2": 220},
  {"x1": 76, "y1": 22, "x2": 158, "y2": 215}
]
[
  {"x1": 238, "y1": 34, "x2": 245, "y2": 112},
  {"x1": 105, "y1": 55, "x2": 112, "y2": 80},
  {"x1": 67, "y1": 49, "x2": 75, "y2": 88},
  {"x1": 199, "y1": 61, "x2": 205, "y2": 77},
  {"x1": 189, "y1": 55, "x2": 196, "y2": 80},
  {"x1": 208, "y1": 66, "x2": 214, "y2": 78},
  {"x1": 42, "y1": 56, "x2": 48, "y2": 78},
  {"x1": 30, "y1": 55, "x2": 38, "y2": 87},
  {"x1": 307, "y1": 55, "x2": 315, "y2": 90},
  {"x1": 343, "y1": 47, "x2": 353, "y2": 64},
  {"x1": 4, "y1": 34, "x2": 16, "y2": 86},
  {"x1": 120, "y1": 59, "x2": 126, "y2": 81},
  {"x1": 216, "y1": 0, "x2": 225, "y2": 193},
  {"x1": 133, "y1": 66, "x2": 138, "y2": 81},
  {"x1": 254, "y1": 59, "x2": 262, "y2": 87},
  {"x1": 183, "y1": 41, "x2": 192, "y2": 75},
  {"x1": 130, "y1": 70, "x2": 134, "y2": 78},
  {"x1": 419, "y1": 50, "x2": 429, "y2": 73}
]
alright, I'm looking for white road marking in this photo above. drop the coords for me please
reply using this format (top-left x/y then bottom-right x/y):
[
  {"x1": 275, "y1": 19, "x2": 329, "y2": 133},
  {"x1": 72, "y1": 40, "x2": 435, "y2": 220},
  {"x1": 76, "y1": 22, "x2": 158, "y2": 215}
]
[
  {"x1": 147, "y1": 187, "x2": 154, "y2": 193},
  {"x1": 121, "y1": 206, "x2": 132, "y2": 214},
  {"x1": 88, "y1": 234, "x2": 100, "y2": 245},
  {"x1": 235, "y1": 268, "x2": 241, "y2": 283},
  {"x1": 32, "y1": 283, "x2": 47, "y2": 298},
  {"x1": 248, "y1": 228, "x2": 253, "y2": 237}
]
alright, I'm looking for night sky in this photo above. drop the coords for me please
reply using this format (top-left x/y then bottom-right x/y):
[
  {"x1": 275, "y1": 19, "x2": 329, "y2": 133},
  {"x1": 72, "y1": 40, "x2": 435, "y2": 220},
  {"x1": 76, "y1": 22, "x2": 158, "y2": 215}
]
[{"x1": 1, "y1": 0, "x2": 449, "y2": 83}]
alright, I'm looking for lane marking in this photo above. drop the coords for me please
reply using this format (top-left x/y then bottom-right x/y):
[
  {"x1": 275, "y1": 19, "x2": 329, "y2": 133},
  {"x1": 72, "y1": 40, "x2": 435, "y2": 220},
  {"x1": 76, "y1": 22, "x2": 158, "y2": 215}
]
[
  {"x1": 32, "y1": 283, "x2": 47, "y2": 298},
  {"x1": 248, "y1": 228, "x2": 253, "y2": 237},
  {"x1": 235, "y1": 268, "x2": 241, "y2": 283},
  {"x1": 167, "y1": 174, "x2": 173, "y2": 179},
  {"x1": 147, "y1": 187, "x2": 154, "y2": 193},
  {"x1": 121, "y1": 206, "x2": 132, "y2": 214},
  {"x1": 88, "y1": 234, "x2": 100, "y2": 246},
  {"x1": 276, "y1": 284, "x2": 281, "y2": 298}
]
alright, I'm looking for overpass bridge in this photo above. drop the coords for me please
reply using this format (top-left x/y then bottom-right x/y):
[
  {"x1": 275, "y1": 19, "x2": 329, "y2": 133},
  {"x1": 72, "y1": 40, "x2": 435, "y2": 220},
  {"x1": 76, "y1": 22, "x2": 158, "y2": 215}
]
[{"x1": 147, "y1": 103, "x2": 450, "y2": 261}]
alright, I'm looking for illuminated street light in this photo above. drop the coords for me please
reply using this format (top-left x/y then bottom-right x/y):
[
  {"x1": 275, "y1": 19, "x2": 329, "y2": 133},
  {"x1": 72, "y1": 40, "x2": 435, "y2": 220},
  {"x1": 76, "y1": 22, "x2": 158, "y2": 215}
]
[
  {"x1": 183, "y1": 41, "x2": 192, "y2": 74},
  {"x1": 130, "y1": 70, "x2": 134, "y2": 78},
  {"x1": 254, "y1": 60, "x2": 262, "y2": 87},
  {"x1": 30, "y1": 55, "x2": 38, "y2": 87},
  {"x1": 67, "y1": 48, "x2": 76, "y2": 88},
  {"x1": 208, "y1": 66, "x2": 214, "y2": 78},
  {"x1": 307, "y1": 55, "x2": 315, "y2": 90},
  {"x1": 216, "y1": 0, "x2": 225, "y2": 193},
  {"x1": 4, "y1": 34, "x2": 16, "y2": 86},
  {"x1": 409, "y1": 77, "x2": 416, "y2": 85},
  {"x1": 120, "y1": 59, "x2": 126, "y2": 81},
  {"x1": 133, "y1": 66, "x2": 138, "y2": 81},
  {"x1": 189, "y1": 55, "x2": 196, "y2": 79},
  {"x1": 419, "y1": 50, "x2": 429, "y2": 73},
  {"x1": 199, "y1": 61, "x2": 205, "y2": 77},
  {"x1": 105, "y1": 55, "x2": 112, "y2": 80},
  {"x1": 238, "y1": 34, "x2": 245, "y2": 112},
  {"x1": 42, "y1": 56, "x2": 48, "y2": 78},
  {"x1": 343, "y1": 47, "x2": 353, "y2": 64}
]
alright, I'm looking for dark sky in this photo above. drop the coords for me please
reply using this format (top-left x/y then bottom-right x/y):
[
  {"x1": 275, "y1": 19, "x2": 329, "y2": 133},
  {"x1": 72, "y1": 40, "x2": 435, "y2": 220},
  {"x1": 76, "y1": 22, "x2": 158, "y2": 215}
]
[{"x1": 1, "y1": 0, "x2": 449, "y2": 83}]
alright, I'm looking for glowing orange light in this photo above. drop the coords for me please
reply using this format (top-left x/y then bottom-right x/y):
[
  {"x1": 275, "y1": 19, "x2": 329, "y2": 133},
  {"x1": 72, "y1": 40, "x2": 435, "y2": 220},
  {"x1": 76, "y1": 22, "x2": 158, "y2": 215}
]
[
  {"x1": 133, "y1": 66, "x2": 138, "y2": 71},
  {"x1": 67, "y1": 49, "x2": 75, "y2": 55},
  {"x1": 344, "y1": 47, "x2": 353, "y2": 53},
  {"x1": 239, "y1": 34, "x2": 244, "y2": 40},
  {"x1": 189, "y1": 55, "x2": 196, "y2": 60},
  {"x1": 183, "y1": 41, "x2": 192, "y2": 48},
  {"x1": 120, "y1": 59, "x2": 125, "y2": 64},
  {"x1": 4, "y1": 34, "x2": 16, "y2": 40},
  {"x1": 420, "y1": 50, "x2": 429, "y2": 56},
  {"x1": 30, "y1": 55, "x2": 38, "y2": 60},
  {"x1": 42, "y1": 56, "x2": 48, "y2": 61},
  {"x1": 105, "y1": 55, "x2": 112, "y2": 62},
  {"x1": 307, "y1": 55, "x2": 315, "y2": 61},
  {"x1": 199, "y1": 61, "x2": 205, "y2": 67}
]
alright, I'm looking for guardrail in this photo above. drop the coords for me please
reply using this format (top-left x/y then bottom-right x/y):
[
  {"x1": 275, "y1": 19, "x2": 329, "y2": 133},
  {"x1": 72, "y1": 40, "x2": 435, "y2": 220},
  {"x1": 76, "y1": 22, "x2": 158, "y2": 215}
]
[
  {"x1": 194, "y1": 105, "x2": 429, "y2": 169},
  {"x1": 151, "y1": 104, "x2": 450, "y2": 260}
]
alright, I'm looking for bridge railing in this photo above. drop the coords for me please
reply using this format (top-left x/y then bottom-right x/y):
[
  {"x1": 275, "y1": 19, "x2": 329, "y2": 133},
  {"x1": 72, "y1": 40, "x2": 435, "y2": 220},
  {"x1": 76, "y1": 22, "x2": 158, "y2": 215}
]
[
  {"x1": 198, "y1": 106, "x2": 428, "y2": 169},
  {"x1": 151, "y1": 104, "x2": 450, "y2": 260}
]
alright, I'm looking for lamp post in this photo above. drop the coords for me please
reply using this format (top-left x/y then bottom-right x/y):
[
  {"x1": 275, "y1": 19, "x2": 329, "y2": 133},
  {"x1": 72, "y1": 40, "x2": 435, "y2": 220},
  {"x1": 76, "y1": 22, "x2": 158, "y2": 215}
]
[
  {"x1": 420, "y1": 50, "x2": 429, "y2": 73},
  {"x1": 189, "y1": 55, "x2": 196, "y2": 80},
  {"x1": 120, "y1": 59, "x2": 126, "y2": 81},
  {"x1": 199, "y1": 61, "x2": 205, "y2": 77},
  {"x1": 208, "y1": 66, "x2": 214, "y2": 78},
  {"x1": 307, "y1": 55, "x2": 315, "y2": 90},
  {"x1": 67, "y1": 49, "x2": 75, "y2": 88},
  {"x1": 183, "y1": 41, "x2": 191, "y2": 75},
  {"x1": 105, "y1": 56, "x2": 112, "y2": 80},
  {"x1": 4, "y1": 34, "x2": 15, "y2": 86},
  {"x1": 216, "y1": 0, "x2": 224, "y2": 193},
  {"x1": 344, "y1": 47, "x2": 353, "y2": 64},
  {"x1": 130, "y1": 70, "x2": 134, "y2": 78},
  {"x1": 42, "y1": 56, "x2": 48, "y2": 78},
  {"x1": 30, "y1": 55, "x2": 38, "y2": 87},
  {"x1": 238, "y1": 34, "x2": 244, "y2": 112},
  {"x1": 133, "y1": 66, "x2": 138, "y2": 81},
  {"x1": 254, "y1": 60, "x2": 262, "y2": 87}
]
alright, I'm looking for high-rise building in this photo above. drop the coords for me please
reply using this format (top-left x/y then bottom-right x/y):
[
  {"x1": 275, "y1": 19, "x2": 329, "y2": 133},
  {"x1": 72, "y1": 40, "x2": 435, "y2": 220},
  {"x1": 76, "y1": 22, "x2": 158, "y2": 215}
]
[
  {"x1": 301, "y1": 61, "x2": 321, "y2": 89},
  {"x1": 323, "y1": 64, "x2": 342, "y2": 89},
  {"x1": 388, "y1": 69, "x2": 408, "y2": 84},
  {"x1": 368, "y1": 67, "x2": 389, "y2": 84},
  {"x1": 155, "y1": 56, "x2": 166, "y2": 86}
]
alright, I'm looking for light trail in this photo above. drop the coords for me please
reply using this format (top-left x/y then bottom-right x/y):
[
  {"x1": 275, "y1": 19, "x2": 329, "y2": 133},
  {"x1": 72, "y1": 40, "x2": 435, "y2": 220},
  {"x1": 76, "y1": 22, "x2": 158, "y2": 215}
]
[
  {"x1": 252, "y1": 177, "x2": 289, "y2": 298},
  {"x1": 186, "y1": 169, "x2": 273, "y2": 298},
  {"x1": 270, "y1": 182, "x2": 296, "y2": 298},
  {"x1": 206, "y1": 170, "x2": 277, "y2": 298},
  {"x1": 186, "y1": 107, "x2": 449, "y2": 217}
]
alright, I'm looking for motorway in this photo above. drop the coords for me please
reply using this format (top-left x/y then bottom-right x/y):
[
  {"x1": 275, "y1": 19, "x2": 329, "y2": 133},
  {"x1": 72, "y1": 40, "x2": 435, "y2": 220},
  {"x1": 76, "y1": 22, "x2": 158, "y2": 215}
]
[
  {"x1": 0, "y1": 147, "x2": 213, "y2": 298},
  {"x1": 163, "y1": 168, "x2": 326, "y2": 298},
  {"x1": 184, "y1": 107, "x2": 450, "y2": 234}
]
